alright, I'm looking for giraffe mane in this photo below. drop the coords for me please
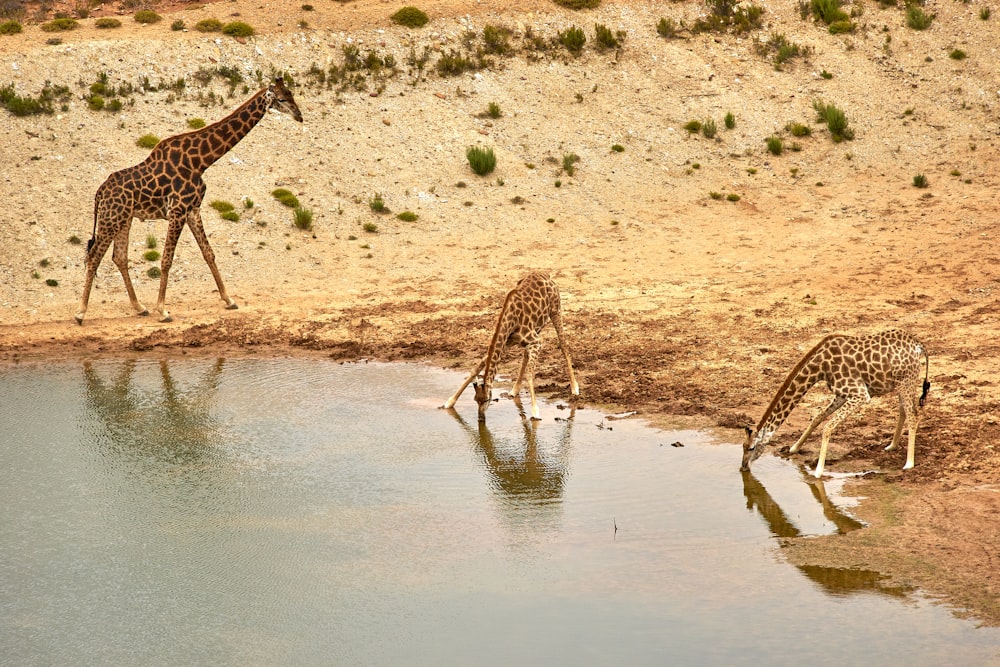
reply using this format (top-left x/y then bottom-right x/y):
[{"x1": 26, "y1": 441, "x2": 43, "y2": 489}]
[{"x1": 755, "y1": 333, "x2": 839, "y2": 431}]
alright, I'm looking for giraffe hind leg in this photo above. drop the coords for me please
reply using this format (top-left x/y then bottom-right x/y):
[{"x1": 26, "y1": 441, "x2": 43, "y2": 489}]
[
  {"x1": 524, "y1": 341, "x2": 542, "y2": 420},
  {"x1": 549, "y1": 306, "x2": 580, "y2": 395},
  {"x1": 76, "y1": 234, "x2": 114, "y2": 324},
  {"x1": 110, "y1": 223, "x2": 149, "y2": 317},
  {"x1": 813, "y1": 393, "x2": 869, "y2": 478}
]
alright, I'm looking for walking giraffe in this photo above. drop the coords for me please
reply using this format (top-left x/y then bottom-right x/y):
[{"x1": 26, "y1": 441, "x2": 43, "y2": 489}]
[
  {"x1": 75, "y1": 77, "x2": 303, "y2": 324},
  {"x1": 741, "y1": 329, "x2": 930, "y2": 478},
  {"x1": 443, "y1": 271, "x2": 580, "y2": 422}
]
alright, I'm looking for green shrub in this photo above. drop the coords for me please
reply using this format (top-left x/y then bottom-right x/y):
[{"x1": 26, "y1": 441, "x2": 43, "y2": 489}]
[
  {"x1": 69, "y1": 235, "x2": 82, "y2": 245},
  {"x1": 146, "y1": 234, "x2": 157, "y2": 249},
  {"x1": 611, "y1": 144, "x2": 625, "y2": 152},
  {"x1": 724, "y1": 112, "x2": 736, "y2": 129},
  {"x1": 390, "y1": 6, "x2": 429, "y2": 28},
  {"x1": 553, "y1": 0, "x2": 600, "y2": 8},
  {"x1": 811, "y1": 0, "x2": 848, "y2": 24},
  {"x1": 482, "y1": 24, "x2": 513, "y2": 55},
  {"x1": 487, "y1": 101, "x2": 502, "y2": 118},
  {"x1": 787, "y1": 122, "x2": 811, "y2": 137},
  {"x1": 594, "y1": 23, "x2": 622, "y2": 49},
  {"x1": 133, "y1": 10, "x2": 161, "y2": 24},
  {"x1": 683, "y1": 120, "x2": 702, "y2": 134},
  {"x1": 702, "y1": 118, "x2": 718, "y2": 138},
  {"x1": 147, "y1": 267, "x2": 161, "y2": 278},
  {"x1": 95, "y1": 18, "x2": 121, "y2": 28},
  {"x1": 397, "y1": 211, "x2": 418, "y2": 221},
  {"x1": 45, "y1": 278, "x2": 58, "y2": 287},
  {"x1": 726, "y1": 193, "x2": 741, "y2": 202},
  {"x1": 171, "y1": 19, "x2": 185, "y2": 31},
  {"x1": 221, "y1": 211, "x2": 240, "y2": 222},
  {"x1": 435, "y1": 50, "x2": 475, "y2": 76},
  {"x1": 949, "y1": 48, "x2": 967, "y2": 60},
  {"x1": 369, "y1": 193, "x2": 388, "y2": 213},
  {"x1": 0, "y1": 20, "x2": 22, "y2": 35},
  {"x1": 828, "y1": 20, "x2": 854, "y2": 34},
  {"x1": 271, "y1": 188, "x2": 300, "y2": 208},
  {"x1": 41, "y1": 17, "x2": 79, "y2": 31},
  {"x1": 906, "y1": 5, "x2": 933, "y2": 29},
  {"x1": 466, "y1": 145, "x2": 497, "y2": 175},
  {"x1": 195, "y1": 18, "x2": 223, "y2": 32},
  {"x1": 813, "y1": 99, "x2": 854, "y2": 141},
  {"x1": 656, "y1": 17, "x2": 679, "y2": 38},
  {"x1": 980, "y1": 6, "x2": 990, "y2": 19},
  {"x1": 136, "y1": 134, "x2": 159, "y2": 149},
  {"x1": 87, "y1": 95, "x2": 105, "y2": 111},
  {"x1": 766, "y1": 135, "x2": 783, "y2": 155},
  {"x1": 187, "y1": 118, "x2": 206, "y2": 129},
  {"x1": 562, "y1": 153, "x2": 580, "y2": 176},
  {"x1": 293, "y1": 206, "x2": 313, "y2": 230},
  {"x1": 558, "y1": 25, "x2": 586, "y2": 53},
  {"x1": 913, "y1": 173, "x2": 929, "y2": 188},
  {"x1": 144, "y1": 250, "x2": 161, "y2": 261},
  {"x1": 363, "y1": 221, "x2": 378, "y2": 233},
  {"x1": 0, "y1": 83, "x2": 70, "y2": 116},
  {"x1": 222, "y1": 21, "x2": 254, "y2": 37},
  {"x1": 210, "y1": 200, "x2": 235, "y2": 213}
]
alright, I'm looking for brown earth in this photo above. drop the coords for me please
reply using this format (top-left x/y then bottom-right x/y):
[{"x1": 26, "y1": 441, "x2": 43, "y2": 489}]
[{"x1": 1, "y1": 0, "x2": 998, "y2": 625}]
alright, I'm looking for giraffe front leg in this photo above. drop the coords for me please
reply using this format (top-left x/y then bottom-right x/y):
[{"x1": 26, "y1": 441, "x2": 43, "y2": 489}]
[
  {"x1": 812, "y1": 394, "x2": 868, "y2": 478},
  {"x1": 791, "y1": 396, "x2": 846, "y2": 454},
  {"x1": 524, "y1": 341, "x2": 542, "y2": 420},
  {"x1": 885, "y1": 399, "x2": 905, "y2": 452},
  {"x1": 188, "y1": 210, "x2": 238, "y2": 311},
  {"x1": 110, "y1": 225, "x2": 149, "y2": 318},
  {"x1": 511, "y1": 346, "x2": 530, "y2": 396},
  {"x1": 76, "y1": 236, "x2": 112, "y2": 324},
  {"x1": 443, "y1": 357, "x2": 487, "y2": 409}
]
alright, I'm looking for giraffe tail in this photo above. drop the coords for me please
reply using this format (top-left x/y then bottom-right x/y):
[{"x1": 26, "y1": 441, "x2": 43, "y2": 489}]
[
  {"x1": 919, "y1": 344, "x2": 930, "y2": 407},
  {"x1": 86, "y1": 197, "x2": 98, "y2": 255}
]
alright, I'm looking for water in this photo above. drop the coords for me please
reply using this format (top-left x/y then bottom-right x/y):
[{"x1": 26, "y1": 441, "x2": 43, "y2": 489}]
[{"x1": 0, "y1": 358, "x2": 997, "y2": 666}]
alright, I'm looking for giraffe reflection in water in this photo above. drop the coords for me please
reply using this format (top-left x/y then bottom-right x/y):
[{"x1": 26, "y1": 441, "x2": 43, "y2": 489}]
[
  {"x1": 447, "y1": 396, "x2": 575, "y2": 536},
  {"x1": 741, "y1": 469, "x2": 911, "y2": 598},
  {"x1": 82, "y1": 358, "x2": 226, "y2": 463}
]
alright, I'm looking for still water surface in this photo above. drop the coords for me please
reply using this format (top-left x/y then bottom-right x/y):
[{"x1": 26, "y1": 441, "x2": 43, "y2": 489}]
[{"x1": 1, "y1": 358, "x2": 997, "y2": 665}]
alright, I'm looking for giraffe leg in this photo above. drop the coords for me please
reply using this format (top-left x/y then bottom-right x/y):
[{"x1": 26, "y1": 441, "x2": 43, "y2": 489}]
[
  {"x1": 524, "y1": 341, "x2": 542, "y2": 420},
  {"x1": 187, "y1": 208, "x2": 238, "y2": 311},
  {"x1": 813, "y1": 393, "x2": 869, "y2": 478},
  {"x1": 511, "y1": 345, "x2": 530, "y2": 396},
  {"x1": 885, "y1": 398, "x2": 906, "y2": 452},
  {"x1": 76, "y1": 234, "x2": 114, "y2": 325},
  {"x1": 790, "y1": 395, "x2": 847, "y2": 453},
  {"x1": 155, "y1": 215, "x2": 184, "y2": 322},
  {"x1": 443, "y1": 356, "x2": 487, "y2": 409},
  {"x1": 550, "y1": 305, "x2": 580, "y2": 395},
  {"x1": 901, "y1": 391, "x2": 919, "y2": 470},
  {"x1": 110, "y1": 222, "x2": 149, "y2": 317}
]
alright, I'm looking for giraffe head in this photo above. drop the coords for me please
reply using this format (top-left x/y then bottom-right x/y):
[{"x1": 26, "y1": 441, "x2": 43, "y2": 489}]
[
  {"x1": 266, "y1": 77, "x2": 303, "y2": 122},
  {"x1": 740, "y1": 426, "x2": 770, "y2": 471},
  {"x1": 473, "y1": 381, "x2": 492, "y2": 422}
]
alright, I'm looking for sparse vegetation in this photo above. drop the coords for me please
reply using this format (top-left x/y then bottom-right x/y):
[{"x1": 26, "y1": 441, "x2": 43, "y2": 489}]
[
  {"x1": 553, "y1": 0, "x2": 600, "y2": 8},
  {"x1": 0, "y1": 20, "x2": 23, "y2": 35},
  {"x1": 611, "y1": 144, "x2": 625, "y2": 152},
  {"x1": 766, "y1": 135, "x2": 784, "y2": 155},
  {"x1": 390, "y1": 6, "x2": 429, "y2": 28},
  {"x1": 397, "y1": 211, "x2": 419, "y2": 222},
  {"x1": 724, "y1": 112, "x2": 736, "y2": 129},
  {"x1": 171, "y1": 19, "x2": 185, "y2": 31},
  {"x1": 363, "y1": 221, "x2": 378, "y2": 233},
  {"x1": 133, "y1": 10, "x2": 161, "y2": 24},
  {"x1": 594, "y1": 23, "x2": 624, "y2": 50},
  {"x1": 369, "y1": 193, "x2": 388, "y2": 213},
  {"x1": 562, "y1": 153, "x2": 581, "y2": 176},
  {"x1": 980, "y1": 6, "x2": 990, "y2": 19},
  {"x1": 810, "y1": 0, "x2": 849, "y2": 24},
  {"x1": 486, "y1": 101, "x2": 502, "y2": 118},
  {"x1": 144, "y1": 250, "x2": 160, "y2": 261},
  {"x1": 467, "y1": 145, "x2": 497, "y2": 176},
  {"x1": 147, "y1": 267, "x2": 161, "y2": 278},
  {"x1": 95, "y1": 18, "x2": 121, "y2": 28},
  {"x1": 692, "y1": 0, "x2": 764, "y2": 34},
  {"x1": 656, "y1": 17, "x2": 680, "y2": 38},
  {"x1": 136, "y1": 134, "x2": 159, "y2": 149},
  {"x1": 146, "y1": 234, "x2": 157, "y2": 249},
  {"x1": 949, "y1": 48, "x2": 967, "y2": 60},
  {"x1": 222, "y1": 21, "x2": 254, "y2": 37},
  {"x1": 187, "y1": 118, "x2": 206, "y2": 129},
  {"x1": 683, "y1": 120, "x2": 702, "y2": 134},
  {"x1": 195, "y1": 18, "x2": 223, "y2": 32},
  {"x1": 787, "y1": 122, "x2": 812, "y2": 137},
  {"x1": 701, "y1": 118, "x2": 718, "y2": 139},
  {"x1": 272, "y1": 188, "x2": 300, "y2": 208},
  {"x1": 210, "y1": 200, "x2": 236, "y2": 214},
  {"x1": 558, "y1": 26, "x2": 586, "y2": 54},
  {"x1": 293, "y1": 207, "x2": 313, "y2": 230},
  {"x1": 41, "y1": 17, "x2": 79, "y2": 32},
  {"x1": 813, "y1": 99, "x2": 854, "y2": 141},
  {"x1": 906, "y1": 5, "x2": 933, "y2": 30},
  {"x1": 913, "y1": 173, "x2": 929, "y2": 188}
]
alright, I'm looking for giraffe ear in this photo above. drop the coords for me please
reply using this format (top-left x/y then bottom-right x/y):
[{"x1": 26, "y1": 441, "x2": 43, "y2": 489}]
[{"x1": 275, "y1": 76, "x2": 284, "y2": 85}]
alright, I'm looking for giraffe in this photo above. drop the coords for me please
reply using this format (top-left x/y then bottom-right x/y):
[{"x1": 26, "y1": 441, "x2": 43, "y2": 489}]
[
  {"x1": 442, "y1": 271, "x2": 580, "y2": 422},
  {"x1": 740, "y1": 329, "x2": 930, "y2": 478},
  {"x1": 75, "y1": 77, "x2": 303, "y2": 325}
]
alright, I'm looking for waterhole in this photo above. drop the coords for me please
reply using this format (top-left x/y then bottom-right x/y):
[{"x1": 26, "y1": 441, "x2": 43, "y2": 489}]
[{"x1": 1, "y1": 358, "x2": 997, "y2": 665}]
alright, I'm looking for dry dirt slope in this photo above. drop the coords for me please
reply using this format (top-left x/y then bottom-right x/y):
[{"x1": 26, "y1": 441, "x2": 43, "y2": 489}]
[{"x1": 0, "y1": 0, "x2": 999, "y2": 626}]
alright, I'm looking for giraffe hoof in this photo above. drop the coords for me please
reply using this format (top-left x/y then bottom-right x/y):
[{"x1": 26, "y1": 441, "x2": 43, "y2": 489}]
[
  {"x1": 160, "y1": 314, "x2": 173, "y2": 323},
  {"x1": 225, "y1": 302, "x2": 239, "y2": 311},
  {"x1": 74, "y1": 313, "x2": 84, "y2": 325},
  {"x1": 137, "y1": 309, "x2": 149, "y2": 317}
]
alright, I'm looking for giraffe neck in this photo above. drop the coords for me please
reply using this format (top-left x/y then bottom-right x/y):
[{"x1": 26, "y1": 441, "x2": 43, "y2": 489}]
[
  {"x1": 480, "y1": 291, "x2": 519, "y2": 397},
  {"x1": 754, "y1": 342, "x2": 830, "y2": 446},
  {"x1": 171, "y1": 86, "x2": 272, "y2": 173}
]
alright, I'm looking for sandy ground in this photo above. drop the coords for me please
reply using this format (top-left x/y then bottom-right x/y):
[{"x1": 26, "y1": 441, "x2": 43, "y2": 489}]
[{"x1": 1, "y1": 0, "x2": 998, "y2": 625}]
